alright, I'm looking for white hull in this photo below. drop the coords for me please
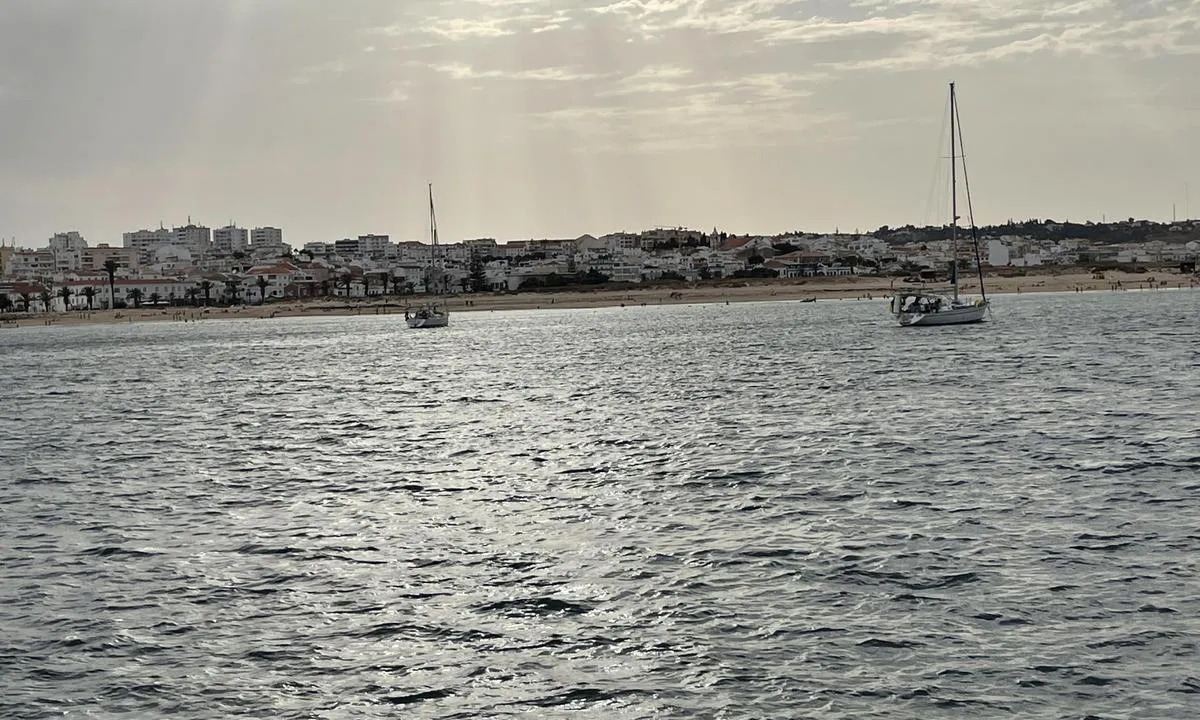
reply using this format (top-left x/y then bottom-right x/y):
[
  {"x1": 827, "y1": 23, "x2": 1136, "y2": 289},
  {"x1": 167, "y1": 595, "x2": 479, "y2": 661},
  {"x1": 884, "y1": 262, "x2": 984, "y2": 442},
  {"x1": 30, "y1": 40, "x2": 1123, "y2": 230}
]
[
  {"x1": 898, "y1": 302, "x2": 987, "y2": 326},
  {"x1": 893, "y1": 83, "x2": 992, "y2": 329}
]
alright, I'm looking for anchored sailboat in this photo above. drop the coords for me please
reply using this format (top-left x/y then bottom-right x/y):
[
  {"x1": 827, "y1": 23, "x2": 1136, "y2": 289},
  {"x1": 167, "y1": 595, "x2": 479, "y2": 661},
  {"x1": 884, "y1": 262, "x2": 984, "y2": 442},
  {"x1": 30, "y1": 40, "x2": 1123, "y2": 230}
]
[
  {"x1": 891, "y1": 82, "x2": 990, "y2": 327},
  {"x1": 405, "y1": 183, "x2": 450, "y2": 329}
]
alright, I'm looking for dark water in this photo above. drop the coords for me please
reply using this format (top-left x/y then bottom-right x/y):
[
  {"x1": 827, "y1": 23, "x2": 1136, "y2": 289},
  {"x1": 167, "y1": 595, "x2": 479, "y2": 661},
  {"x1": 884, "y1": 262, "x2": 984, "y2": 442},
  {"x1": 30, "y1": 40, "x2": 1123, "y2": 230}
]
[{"x1": 2, "y1": 290, "x2": 1198, "y2": 719}]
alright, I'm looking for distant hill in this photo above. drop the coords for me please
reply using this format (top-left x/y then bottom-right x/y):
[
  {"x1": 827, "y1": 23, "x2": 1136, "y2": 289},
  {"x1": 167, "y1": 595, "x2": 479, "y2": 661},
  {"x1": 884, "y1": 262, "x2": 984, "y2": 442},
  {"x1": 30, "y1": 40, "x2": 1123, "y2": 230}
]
[{"x1": 870, "y1": 219, "x2": 1200, "y2": 246}]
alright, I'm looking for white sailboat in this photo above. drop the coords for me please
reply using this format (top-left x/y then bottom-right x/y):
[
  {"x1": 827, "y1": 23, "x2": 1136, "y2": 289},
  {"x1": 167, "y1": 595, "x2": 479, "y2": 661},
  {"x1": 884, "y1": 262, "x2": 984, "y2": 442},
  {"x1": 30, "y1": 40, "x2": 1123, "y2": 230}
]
[
  {"x1": 406, "y1": 183, "x2": 450, "y2": 329},
  {"x1": 891, "y1": 82, "x2": 990, "y2": 327}
]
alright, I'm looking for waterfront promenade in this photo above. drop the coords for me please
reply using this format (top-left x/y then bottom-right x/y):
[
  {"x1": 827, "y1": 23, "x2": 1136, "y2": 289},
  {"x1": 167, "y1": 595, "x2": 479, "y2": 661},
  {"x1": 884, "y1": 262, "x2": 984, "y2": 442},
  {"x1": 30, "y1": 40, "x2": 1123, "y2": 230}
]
[{"x1": 2, "y1": 269, "x2": 1195, "y2": 328}]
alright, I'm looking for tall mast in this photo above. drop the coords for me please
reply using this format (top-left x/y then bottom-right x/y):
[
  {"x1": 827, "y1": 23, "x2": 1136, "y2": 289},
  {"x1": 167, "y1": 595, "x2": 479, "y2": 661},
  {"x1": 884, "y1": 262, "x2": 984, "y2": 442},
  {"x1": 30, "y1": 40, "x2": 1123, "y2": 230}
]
[
  {"x1": 428, "y1": 182, "x2": 438, "y2": 295},
  {"x1": 952, "y1": 83, "x2": 988, "y2": 304},
  {"x1": 949, "y1": 81, "x2": 958, "y2": 300},
  {"x1": 428, "y1": 183, "x2": 438, "y2": 251}
]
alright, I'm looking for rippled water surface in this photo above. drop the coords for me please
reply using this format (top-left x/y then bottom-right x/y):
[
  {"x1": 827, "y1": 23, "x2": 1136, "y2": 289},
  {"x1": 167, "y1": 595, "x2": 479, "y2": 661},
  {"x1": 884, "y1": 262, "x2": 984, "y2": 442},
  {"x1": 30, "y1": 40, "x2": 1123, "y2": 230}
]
[{"x1": 2, "y1": 290, "x2": 1199, "y2": 719}]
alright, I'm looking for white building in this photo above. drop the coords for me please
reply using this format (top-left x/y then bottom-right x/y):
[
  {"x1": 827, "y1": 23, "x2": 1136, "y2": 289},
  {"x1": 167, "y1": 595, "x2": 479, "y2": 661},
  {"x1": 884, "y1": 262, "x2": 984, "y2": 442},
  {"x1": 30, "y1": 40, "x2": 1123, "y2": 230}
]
[
  {"x1": 174, "y1": 224, "x2": 213, "y2": 256},
  {"x1": 81, "y1": 244, "x2": 139, "y2": 272},
  {"x1": 463, "y1": 238, "x2": 499, "y2": 258},
  {"x1": 49, "y1": 232, "x2": 88, "y2": 272},
  {"x1": 49, "y1": 231, "x2": 87, "y2": 252},
  {"x1": 301, "y1": 242, "x2": 334, "y2": 260},
  {"x1": 250, "y1": 227, "x2": 290, "y2": 259},
  {"x1": 598, "y1": 232, "x2": 640, "y2": 252},
  {"x1": 357, "y1": 234, "x2": 391, "y2": 258},
  {"x1": 123, "y1": 227, "x2": 175, "y2": 261},
  {"x1": 251, "y1": 227, "x2": 283, "y2": 247},
  {"x1": 987, "y1": 239, "x2": 1011, "y2": 266},
  {"x1": 213, "y1": 225, "x2": 249, "y2": 254},
  {"x1": 395, "y1": 241, "x2": 433, "y2": 263},
  {"x1": 244, "y1": 261, "x2": 301, "y2": 302},
  {"x1": 5, "y1": 249, "x2": 55, "y2": 278},
  {"x1": 76, "y1": 277, "x2": 193, "y2": 309}
]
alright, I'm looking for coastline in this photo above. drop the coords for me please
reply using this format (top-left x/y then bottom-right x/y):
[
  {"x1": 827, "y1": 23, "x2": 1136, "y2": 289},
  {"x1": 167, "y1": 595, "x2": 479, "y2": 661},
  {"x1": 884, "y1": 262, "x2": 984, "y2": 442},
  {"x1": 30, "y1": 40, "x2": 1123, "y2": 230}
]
[{"x1": 3, "y1": 270, "x2": 1195, "y2": 329}]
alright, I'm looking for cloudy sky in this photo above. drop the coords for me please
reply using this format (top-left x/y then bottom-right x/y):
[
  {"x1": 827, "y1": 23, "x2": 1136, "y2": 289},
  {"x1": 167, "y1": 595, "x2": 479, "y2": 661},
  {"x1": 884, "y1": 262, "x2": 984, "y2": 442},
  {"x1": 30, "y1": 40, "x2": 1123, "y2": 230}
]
[{"x1": 0, "y1": 0, "x2": 1196, "y2": 247}]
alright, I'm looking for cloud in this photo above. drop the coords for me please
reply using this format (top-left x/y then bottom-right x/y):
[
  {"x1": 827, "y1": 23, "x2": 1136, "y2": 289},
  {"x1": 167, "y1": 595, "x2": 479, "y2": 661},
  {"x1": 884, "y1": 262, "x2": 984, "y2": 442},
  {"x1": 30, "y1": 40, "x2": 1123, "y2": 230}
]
[
  {"x1": 581, "y1": 0, "x2": 1200, "y2": 65},
  {"x1": 532, "y1": 65, "x2": 835, "y2": 153},
  {"x1": 430, "y1": 62, "x2": 601, "y2": 81},
  {"x1": 369, "y1": 0, "x2": 573, "y2": 41},
  {"x1": 350, "y1": 0, "x2": 1200, "y2": 154},
  {"x1": 601, "y1": 64, "x2": 825, "y2": 99}
]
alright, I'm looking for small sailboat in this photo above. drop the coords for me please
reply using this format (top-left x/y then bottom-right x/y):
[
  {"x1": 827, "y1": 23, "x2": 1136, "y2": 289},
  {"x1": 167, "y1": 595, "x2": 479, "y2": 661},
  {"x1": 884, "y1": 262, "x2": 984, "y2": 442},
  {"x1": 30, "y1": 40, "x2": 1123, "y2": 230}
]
[
  {"x1": 406, "y1": 183, "x2": 450, "y2": 329},
  {"x1": 891, "y1": 82, "x2": 989, "y2": 327}
]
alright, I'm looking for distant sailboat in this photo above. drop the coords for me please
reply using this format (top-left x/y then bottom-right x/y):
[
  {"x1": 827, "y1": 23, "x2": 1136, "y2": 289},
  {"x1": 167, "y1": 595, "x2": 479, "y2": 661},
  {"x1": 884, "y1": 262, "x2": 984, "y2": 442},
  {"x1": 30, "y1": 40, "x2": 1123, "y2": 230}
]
[
  {"x1": 890, "y1": 82, "x2": 990, "y2": 327},
  {"x1": 406, "y1": 183, "x2": 450, "y2": 329}
]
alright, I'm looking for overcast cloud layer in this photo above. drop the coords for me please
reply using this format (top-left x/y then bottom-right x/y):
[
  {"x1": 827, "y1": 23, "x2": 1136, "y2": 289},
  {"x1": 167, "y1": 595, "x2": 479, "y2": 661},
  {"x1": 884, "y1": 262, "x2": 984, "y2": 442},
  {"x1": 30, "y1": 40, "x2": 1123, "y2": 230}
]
[{"x1": 0, "y1": 0, "x2": 1196, "y2": 245}]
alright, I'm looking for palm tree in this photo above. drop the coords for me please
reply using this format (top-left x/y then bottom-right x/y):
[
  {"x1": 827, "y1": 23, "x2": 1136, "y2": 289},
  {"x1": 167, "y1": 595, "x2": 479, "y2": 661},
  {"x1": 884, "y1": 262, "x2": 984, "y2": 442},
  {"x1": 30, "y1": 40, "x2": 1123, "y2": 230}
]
[
  {"x1": 0, "y1": 295, "x2": 11, "y2": 313},
  {"x1": 58, "y1": 286, "x2": 73, "y2": 311},
  {"x1": 38, "y1": 288, "x2": 53, "y2": 312},
  {"x1": 185, "y1": 288, "x2": 199, "y2": 306},
  {"x1": 127, "y1": 288, "x2": 144, "y2": 308},
  {"x1": 256, "y1": 276, "x2": 269, "y2": 304},
  {"x1": 102, "y1": 258, "x2": 119, "y2": 309},
  {"x1": 340, "y1": 272, "x2": 353, "y2": 297},
  {"x1": 320, "y1": 279, "x2": 330, "y2": 297},
  {"x1": 199, "y1": 280, "x2": 213, "y2": 306},
  {"x1": 149, "y1": 292, "x2": 161, "y2": 306},
  {"x1": 18, "y1": 292, "x2": 32, "y2": 312},
  {"x1": 81, "y1": 286, "x2": 97, "y2": 310},
  {"x1": 362, "y1": 274, "x2": 371, "y2": 298},
  {"x1": 224, "y1": 279, "x2": 240, "y2": 305}
]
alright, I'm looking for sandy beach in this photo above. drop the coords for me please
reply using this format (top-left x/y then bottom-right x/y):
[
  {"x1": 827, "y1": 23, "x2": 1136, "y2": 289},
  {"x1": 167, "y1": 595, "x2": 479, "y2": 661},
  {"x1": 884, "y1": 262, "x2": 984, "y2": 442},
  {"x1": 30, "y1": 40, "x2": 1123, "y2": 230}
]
[{"x1": 4, "y1": 269, "x2": 1195, "y2": 329}]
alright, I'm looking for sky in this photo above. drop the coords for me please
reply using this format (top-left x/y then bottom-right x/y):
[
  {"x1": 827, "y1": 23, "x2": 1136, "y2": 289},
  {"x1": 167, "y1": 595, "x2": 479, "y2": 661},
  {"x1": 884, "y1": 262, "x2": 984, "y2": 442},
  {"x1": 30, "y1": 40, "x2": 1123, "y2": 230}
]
[{"x1": 0, "y1": 0, "x2": 1197, "y2": 248}]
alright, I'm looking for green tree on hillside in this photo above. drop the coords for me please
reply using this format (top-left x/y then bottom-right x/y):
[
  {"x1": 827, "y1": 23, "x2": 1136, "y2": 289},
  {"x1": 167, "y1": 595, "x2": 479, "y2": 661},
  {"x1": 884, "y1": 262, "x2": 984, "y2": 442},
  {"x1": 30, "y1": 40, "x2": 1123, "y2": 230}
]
[{"x1": 469, "y1": 257, "x2": 487, "y2": 292}]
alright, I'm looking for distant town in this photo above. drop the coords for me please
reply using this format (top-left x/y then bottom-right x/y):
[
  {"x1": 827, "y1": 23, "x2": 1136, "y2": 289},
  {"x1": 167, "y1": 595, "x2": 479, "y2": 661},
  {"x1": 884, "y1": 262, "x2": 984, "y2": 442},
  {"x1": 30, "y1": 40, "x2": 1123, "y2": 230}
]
[{"x1": 1, "y1": 217, "x2": 1198, "y2": 312}]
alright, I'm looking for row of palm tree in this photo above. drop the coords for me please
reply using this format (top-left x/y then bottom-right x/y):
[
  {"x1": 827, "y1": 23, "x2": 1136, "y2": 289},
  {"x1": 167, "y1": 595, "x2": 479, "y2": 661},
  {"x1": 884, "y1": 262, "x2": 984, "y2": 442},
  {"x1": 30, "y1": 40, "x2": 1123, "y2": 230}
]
[
  {"x1": 3, "y1": 265, "x2": 454, "y2": 315},
  {"x1": 0, "y1": 283, "x2": 106, "y2": 312},
  {"x1": 0, "y1": 285, "x2": 78, "y2": 312}
]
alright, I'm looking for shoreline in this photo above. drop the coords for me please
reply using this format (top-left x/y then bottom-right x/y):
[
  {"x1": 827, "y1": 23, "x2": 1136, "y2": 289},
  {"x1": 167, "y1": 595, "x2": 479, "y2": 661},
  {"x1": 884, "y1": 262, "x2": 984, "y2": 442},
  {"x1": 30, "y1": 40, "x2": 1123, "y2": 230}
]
[{"x1": 3, "y1": 270, "x2": 1196, "y2": 329}]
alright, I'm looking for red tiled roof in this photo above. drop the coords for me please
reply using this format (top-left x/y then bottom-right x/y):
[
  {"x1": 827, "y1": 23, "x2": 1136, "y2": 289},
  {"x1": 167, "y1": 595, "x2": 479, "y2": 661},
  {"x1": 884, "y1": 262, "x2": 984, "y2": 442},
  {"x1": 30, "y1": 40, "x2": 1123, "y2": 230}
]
[
  {"x1": 58, "y1": 278, "x2": 188, "y2": 287},
  {"x1": 1, "y1": 281, "x2": 48, "y2": 294}
]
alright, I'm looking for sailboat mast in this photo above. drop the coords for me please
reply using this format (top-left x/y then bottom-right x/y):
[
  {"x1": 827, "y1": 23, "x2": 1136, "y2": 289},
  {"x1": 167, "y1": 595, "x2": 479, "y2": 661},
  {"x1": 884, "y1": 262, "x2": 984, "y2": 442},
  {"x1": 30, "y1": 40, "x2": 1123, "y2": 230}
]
[
  {"x1": 428, "y1": 183, "x2": 438, "y2": 251},
  {"x1": 949, "y1": 81, "x2": 958, "y2": 300},
  {"x1": 951, "y1": 84, "x2": 988, "y2": 304},
  {"x1": 428, "y1": 183, "x2": 439, "y2": 295}
]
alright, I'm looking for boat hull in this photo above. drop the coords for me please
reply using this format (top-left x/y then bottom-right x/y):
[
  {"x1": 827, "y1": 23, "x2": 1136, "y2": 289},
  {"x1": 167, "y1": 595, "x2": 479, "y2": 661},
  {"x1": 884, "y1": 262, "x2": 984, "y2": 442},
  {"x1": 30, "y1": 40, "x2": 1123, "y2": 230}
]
[
  {"x1": 898, "y1": 302, "x2": 987, "y2": 326},
  {"x1": 406, "y1": 314, "x2": 449, "y2": 329}
]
